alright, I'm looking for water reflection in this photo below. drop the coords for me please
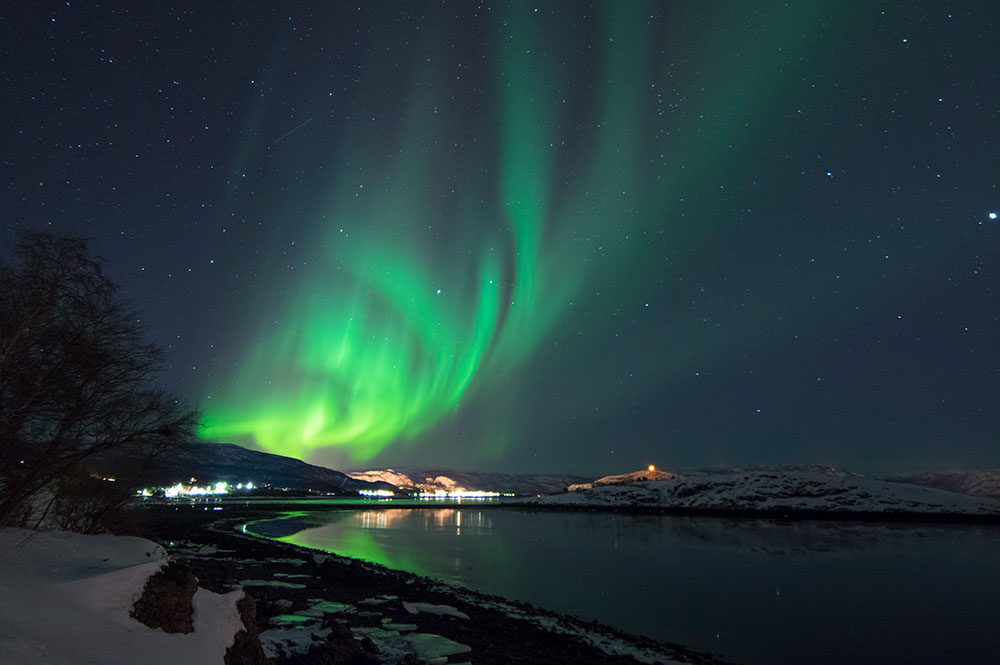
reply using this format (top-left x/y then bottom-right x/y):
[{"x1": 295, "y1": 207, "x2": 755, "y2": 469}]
[
  {"x1": 246, "y1": 509, "x2": 1000, "y2": 665},
  {"x1": 352, "y1": 508, "x2": 493, "y2": 535},
  {"x1": 248, "y1": 508, "x2": 499, "y2": 581},
  {"x1": 663, "y1": 516, "x2": 986, "y2": 556}
]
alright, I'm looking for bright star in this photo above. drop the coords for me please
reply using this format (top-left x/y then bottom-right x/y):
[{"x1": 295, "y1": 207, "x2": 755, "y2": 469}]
[{"x1": 989, "y1": 212, "x2": 998, "y2": 220}]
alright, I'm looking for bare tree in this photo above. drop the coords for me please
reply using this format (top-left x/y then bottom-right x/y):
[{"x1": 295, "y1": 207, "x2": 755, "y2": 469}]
[{"x1": 0, "y1": 233, "x2": 198, "y2": 529}]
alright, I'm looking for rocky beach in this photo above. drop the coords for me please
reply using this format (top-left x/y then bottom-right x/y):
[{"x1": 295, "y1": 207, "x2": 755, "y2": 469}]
[{"x1": 123, "y1": 503, "x2": 732, "y2": 665}]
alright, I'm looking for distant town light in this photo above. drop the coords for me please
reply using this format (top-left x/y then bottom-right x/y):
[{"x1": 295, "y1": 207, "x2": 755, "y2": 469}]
[
  {"x1": 359, "y1": 489, "x2": 395, "y2": 497},
  {"x1": 141, "y1": 479, "x2": 255, "y2": 498},
  {"x1": 648, "y1": 464, "x2": 656, "y2": 471},
  {"x1": 416, "y1": 489, "x2": 502, "y2": 499}
]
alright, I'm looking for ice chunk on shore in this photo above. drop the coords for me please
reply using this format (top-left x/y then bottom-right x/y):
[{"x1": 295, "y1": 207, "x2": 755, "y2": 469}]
[
  {"x1": 297, "y1": 600, "x2": 353, "y2": 616},
  {"x1": 351, "y1": 627, "x2": 471, "y2": 662},
  {"x1": 402, "y1": 601, "x2": 470, "y2": 620},
  {"x1": 239, "y1": 579, "x2": 307, "y2": 588},
  {"x1": 259, "y1": 625, "x2": 331, "y2": 659},
  {"x1": 269, "y1": 614, "x2": 317, "y2": 626}
]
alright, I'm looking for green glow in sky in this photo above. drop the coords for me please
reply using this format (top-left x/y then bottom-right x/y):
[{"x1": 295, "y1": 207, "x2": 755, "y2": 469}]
[
  {"x1": 202, "y1": 3, "x2": 833, "y2": 465},
  {"x1": 201, "y1": 8, "x2": 637, "y2": 461},
  {"x1": 202, "y1": 240, "x2": 502, "y2": 460}
]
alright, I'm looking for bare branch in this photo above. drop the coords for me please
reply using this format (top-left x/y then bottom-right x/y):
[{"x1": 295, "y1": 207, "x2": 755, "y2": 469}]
[{"x1": 0, "y1": 233, "x2": 198, "y2": 529}]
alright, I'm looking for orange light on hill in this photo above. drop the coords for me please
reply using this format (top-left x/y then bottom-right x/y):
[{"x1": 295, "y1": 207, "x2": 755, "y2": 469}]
[{"x1": 648, "y1": 465, "x2": 655, "y2": 471}]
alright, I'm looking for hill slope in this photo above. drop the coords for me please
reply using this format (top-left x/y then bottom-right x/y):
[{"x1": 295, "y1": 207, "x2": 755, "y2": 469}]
[
  {"x1": 529, "y1": 466, "x2": 1000, "y2": 518},
  {"x1": 896, "y1": 470, "x2": 1000, "y2": 501},
  {"x1": 347, "y1": 467, "x2": 594, "y2": 496},
  {"x1": 85, "y1": 442, "x2": 391, "y2": 494}
]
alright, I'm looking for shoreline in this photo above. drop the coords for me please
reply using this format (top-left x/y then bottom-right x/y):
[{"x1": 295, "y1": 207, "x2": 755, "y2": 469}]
[
  {"x1": 501, "y1": 501, "x2": 1000, "y2": 524},
  {"x1": 147, "y1": 495, "x2": 1000, "y2": 525},
  {"x1": 126, "y1": 503, "x2": 734, "y2": 665}
]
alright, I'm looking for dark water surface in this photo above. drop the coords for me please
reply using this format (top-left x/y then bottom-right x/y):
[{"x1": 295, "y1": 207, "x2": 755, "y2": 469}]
[{"x1": 246, "y1": 508, "x2": 1000, "y2": 665}]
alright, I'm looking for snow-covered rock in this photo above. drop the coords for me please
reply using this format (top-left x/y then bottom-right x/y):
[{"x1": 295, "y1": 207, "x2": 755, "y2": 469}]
[
  {"x1": 0, "y1": 529, "x2": 246, "y2": 665},
  {"x1": 896, "y1": 469, "x2": 1000, "y2": 501},
  {"x1": 347, "y1": 467, "x2": 593, "y2": 495},
  {"x1": 568, "y1": 468, "x2": 675, "y2": 491},
  {"x1": 529, "y1": 467, "x2": 1000, "y2": 516},
  {"x1": 402, "y1": 601, "x2": 470, "y2": 620}
]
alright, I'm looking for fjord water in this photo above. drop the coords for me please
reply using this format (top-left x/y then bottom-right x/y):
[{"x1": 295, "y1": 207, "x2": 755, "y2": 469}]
[{"x1": 248, "y1": 508, "x2": 1000, "y2": 665}]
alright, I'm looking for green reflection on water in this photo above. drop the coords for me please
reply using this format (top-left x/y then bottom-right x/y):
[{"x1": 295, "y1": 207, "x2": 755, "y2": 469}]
[{"x1": 244, "y1": 508, "x2": 511, "y2": 583}]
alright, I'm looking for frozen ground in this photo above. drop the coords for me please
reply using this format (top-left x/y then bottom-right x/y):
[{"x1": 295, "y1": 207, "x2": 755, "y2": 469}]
[
  {"x1": 530, "y1": 466, "x2": 1000, "y2": 516},
  {"x1": 0, "y1": 529, "x2": 245, "y2": 665},
  {"x1": 898, "y1": 469, "x2": 1000, "y2": 500}
]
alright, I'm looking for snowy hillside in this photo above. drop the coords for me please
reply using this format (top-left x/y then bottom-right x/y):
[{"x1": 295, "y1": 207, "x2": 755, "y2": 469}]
[
  {"x1": 0, "y1": 529, "x2": 247, "y2": 665},
  {"x1": 348, "y1": 467, "x2": 593, "y2": 495},
  {"x1": 528, "y1": 466, "x2": 1000, "y2": 517},
  {"x1": 896, "y1": 469, "x2": 1000, "y2": 501},
  {"x1": 567, "y1": 467, "x2": 674, "y2": 491}
]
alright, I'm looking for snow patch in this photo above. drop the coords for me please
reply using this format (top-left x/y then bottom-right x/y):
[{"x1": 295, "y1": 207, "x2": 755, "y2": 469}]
[
  {"x1": 351, "y1": 627, "x2": 471, "y2": 662},
  {"x1": 0, "y1": 529, "x2": 245, "y2": 665},
  {"x1": 402, "y1": 601, "x2": 470, "y2": 620},
  {"x1": 298, "y1": 600, "x2": 354, "y2": 617},
  {"x1": 258, "y1": 624, "x2": 331, "y2": 659},
  {"x1": 535, "y1": 467, "x2": 1000, "y2": 516},
  {"x1": 239, "y1": 579, "x2": 307, "y2": 588}
]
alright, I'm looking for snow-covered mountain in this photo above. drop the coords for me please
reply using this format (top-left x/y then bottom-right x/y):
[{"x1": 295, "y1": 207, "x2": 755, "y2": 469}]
[
  {"x1": 567, "y1": 467, "x2": 675, "y2": 491},
  {"x1": 895, "y1": 469, "x2": 1000, "y2": 501},
  {"x1": 527, "y1": 466, "x2": 1000, "y2": 517},
  {"x1": 347, "y1": 467, "x2": 594, "y2": 496},
  {"x1": 84, "y1": 442, "x2": 394, "y2": 494}
]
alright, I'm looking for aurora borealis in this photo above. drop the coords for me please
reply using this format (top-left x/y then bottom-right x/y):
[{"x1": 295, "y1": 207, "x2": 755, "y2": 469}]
[
  {"x1": 4, "y1": 2, "x2": 999, "y2": 474},
  {"x1": 199, "y1": 3, "x2": 680, "y2": 461}
]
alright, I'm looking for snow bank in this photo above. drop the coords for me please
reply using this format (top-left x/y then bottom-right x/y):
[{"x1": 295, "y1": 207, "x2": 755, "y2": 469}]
[
  {"x1": 0, "y1": 529, "x2": 245, "y2": 665},
  {"x1": 898, "y1": 469, "x2": 1000, "y2": 500},
  {"x1": 534, "y1": 467, "x2": 1000, "y2": 516},
  {"x1": 402, "y1": 601, "x2": 470, "y2": 620}
]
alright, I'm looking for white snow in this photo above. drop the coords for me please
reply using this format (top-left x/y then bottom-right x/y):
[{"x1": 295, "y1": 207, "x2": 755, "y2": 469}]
[
  {"x1": 568, "y1": 468, "x2": 675, "y2": 491},
  {"x1": 259, "y1": 624, "x2": 331, "y2": 659},
  {"x1": 402, "y1": 601, "x2": 470, "y2": 620},
  {"x1": 298, "y1": 600, "x2": 353, "y2": 616},
  {"x1": 534, "y1": 466, "x2": 1000, "y2": 515},
  {"x1": 900, "y1": 469, "x2": 1000, "y2": 500},
  {"x1": 0, "y1": 528, "x2": 246, "y2": 665},
  {"x1": 428, "y1": 583, "x2": 688, "y2": 665},
  {"x1": 381, "y1": 621, "x2": 417, "y2": 631},
  {"x1": 239, "y1": 578, "x2": 307, "y2": 588},
  {"x1": 257, "y1": 598, "x2": 359, "y2": 658},
  {"x1": 351, "y1": 626, "x2": 472, "y2": 662}
]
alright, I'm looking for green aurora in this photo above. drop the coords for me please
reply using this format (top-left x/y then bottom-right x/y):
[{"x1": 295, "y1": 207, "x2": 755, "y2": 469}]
[
  {"x1": 6, "y1": 0, "x2": 999, "y2": 477},
  {"x1": 201, "y1": 3, "x2": 845, "y2": 465}
]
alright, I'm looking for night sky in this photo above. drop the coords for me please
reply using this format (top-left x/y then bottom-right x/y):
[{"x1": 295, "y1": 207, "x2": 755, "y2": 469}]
[{"x1": 3, "y1": 1, "x2": 998, "y2": 475}]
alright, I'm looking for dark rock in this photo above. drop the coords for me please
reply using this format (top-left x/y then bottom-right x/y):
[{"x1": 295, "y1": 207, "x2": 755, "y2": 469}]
[
  {"x1": 130, "y1": 561, "x2": 198, "y2": 633},
  {"x1": 225, "y1": 593, "x2": 271, "y2": 665},
  {"x1": 296, "y1": 623, "x2": 380, "y2": 665},
  {"x1": 358, "y1": 636, "x2": 379, "y2": 654},
  {"x1": 396, "y1": 655, "x2": 422, "y2": 665}
]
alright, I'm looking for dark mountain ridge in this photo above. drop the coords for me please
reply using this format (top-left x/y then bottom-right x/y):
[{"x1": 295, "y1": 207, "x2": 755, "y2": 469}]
[{"x1": 85, "y1": 441, "x2": 393, "y2": 494}]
